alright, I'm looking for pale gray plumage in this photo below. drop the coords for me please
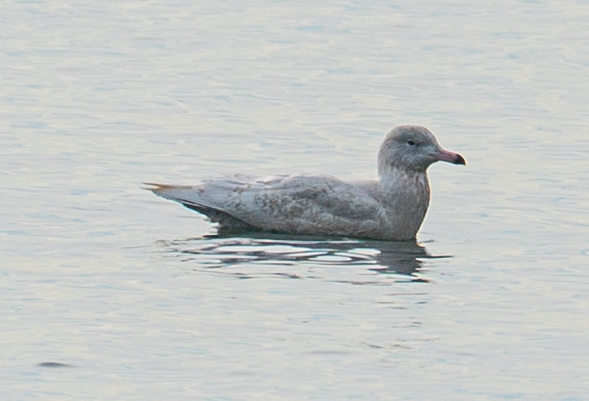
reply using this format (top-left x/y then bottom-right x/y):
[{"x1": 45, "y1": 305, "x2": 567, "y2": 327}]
[{"x1": 146, "y1": 125, "x2": 465, "y2": 241}]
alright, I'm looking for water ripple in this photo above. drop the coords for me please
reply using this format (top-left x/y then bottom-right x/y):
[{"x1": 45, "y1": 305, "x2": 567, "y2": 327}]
[{"x1": 156, "y1": 234, "x2": 451, "y2": 284}]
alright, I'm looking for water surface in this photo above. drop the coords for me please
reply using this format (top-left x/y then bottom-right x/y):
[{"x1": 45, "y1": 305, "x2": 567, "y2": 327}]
[{"x1": 1, "y1": 0, "x2": 588, "y2": 400}]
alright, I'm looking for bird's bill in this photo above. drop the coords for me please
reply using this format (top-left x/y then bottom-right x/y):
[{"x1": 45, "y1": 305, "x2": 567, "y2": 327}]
[{"x1": 433, "y1": 149, "x2": 466, "y2": 165}]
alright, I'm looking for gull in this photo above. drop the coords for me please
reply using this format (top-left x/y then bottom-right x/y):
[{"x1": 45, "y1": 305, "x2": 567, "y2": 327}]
[{"x1": 146, "y1": 125, "x2": 465, "y2": 241}]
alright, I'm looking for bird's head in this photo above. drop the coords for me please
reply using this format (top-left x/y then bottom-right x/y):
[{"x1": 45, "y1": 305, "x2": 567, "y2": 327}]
[{"x1": 378, "y1": 125, "x2": 465, "y2": 175}]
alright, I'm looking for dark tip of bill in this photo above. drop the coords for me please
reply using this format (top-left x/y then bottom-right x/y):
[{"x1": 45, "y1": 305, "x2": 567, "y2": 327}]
[{"x1": 454, "y1": 154, "x2": 466, "y2": 165}]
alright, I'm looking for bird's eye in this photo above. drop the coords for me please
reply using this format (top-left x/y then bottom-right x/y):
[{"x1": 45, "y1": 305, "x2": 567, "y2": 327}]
[{"x1": 407, "y1": 140, "x2": 416, "y2": 146}]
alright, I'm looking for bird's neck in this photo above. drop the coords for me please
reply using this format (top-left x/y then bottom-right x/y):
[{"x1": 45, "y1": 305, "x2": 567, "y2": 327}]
[{"x1": 379, "y1": 166, "x2": 429, "y2": 191}]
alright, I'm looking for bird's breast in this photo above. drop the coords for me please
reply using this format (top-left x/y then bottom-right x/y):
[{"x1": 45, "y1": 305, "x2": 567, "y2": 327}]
[{"x1": 377, "y1": 171, "x2": 431, "y2": 239}]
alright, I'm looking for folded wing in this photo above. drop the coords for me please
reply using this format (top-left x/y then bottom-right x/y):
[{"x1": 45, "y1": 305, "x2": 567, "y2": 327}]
[{"x1": 146, "y1": 174, "x2": 384, "y2": 237}]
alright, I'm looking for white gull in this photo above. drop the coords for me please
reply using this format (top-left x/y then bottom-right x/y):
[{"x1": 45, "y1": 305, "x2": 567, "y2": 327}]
[{"x1": 146, "y1": 125, "x2": 465, "y2": 241}]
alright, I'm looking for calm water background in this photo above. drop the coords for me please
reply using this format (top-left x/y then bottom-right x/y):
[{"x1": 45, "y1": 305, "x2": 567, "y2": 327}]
[{"x1": 1, "y1": 0, "x2": 588, "y2": 399}]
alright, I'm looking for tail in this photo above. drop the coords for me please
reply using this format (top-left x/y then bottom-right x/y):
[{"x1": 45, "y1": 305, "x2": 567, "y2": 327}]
[
  {"x1": 142, "y1": 182, "x2": 193, "y2": 192},
  {"x1": 142, "y1": 182, "x2": 205, "y2": 205},
  {"x1": 143, "y1": 182, "x2": 259, "y2": 233}
]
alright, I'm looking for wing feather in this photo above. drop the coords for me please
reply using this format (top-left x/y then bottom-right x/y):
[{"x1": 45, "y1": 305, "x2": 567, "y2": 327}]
[{"x1": 145, "y1": 174, "x2": 384, "y2": 236}]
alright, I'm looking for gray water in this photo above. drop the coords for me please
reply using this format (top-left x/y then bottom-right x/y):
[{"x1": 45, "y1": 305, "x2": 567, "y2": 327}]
[{"x1": 2, "y1": 0, "x2": 588, "y2": 399}]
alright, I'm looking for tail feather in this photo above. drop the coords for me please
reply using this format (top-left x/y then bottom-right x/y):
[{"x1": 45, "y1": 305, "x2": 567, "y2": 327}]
[
  {"x1": 144, "y1": 182, "x2": 216, "y2": 209},
  {"x1": 144, "y1": 182, "x2": 259, "y2": 234},
  {"x1": 142, "y1": 182, "x2": 193, "y2": 190}
]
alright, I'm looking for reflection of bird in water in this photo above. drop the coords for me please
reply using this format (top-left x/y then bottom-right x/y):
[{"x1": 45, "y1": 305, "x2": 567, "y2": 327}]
[
  {"x1": 159, "y1": 234, "x2": 451, "y2": 283},
  {"x1": 146, "y1": 125, "x2": 465, "y2": 241}
]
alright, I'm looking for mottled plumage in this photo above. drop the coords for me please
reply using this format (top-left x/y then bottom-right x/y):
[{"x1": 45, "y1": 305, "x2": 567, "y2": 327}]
[{"x1": 146, "y1": 125, "x2": 465, "y2": 241}]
